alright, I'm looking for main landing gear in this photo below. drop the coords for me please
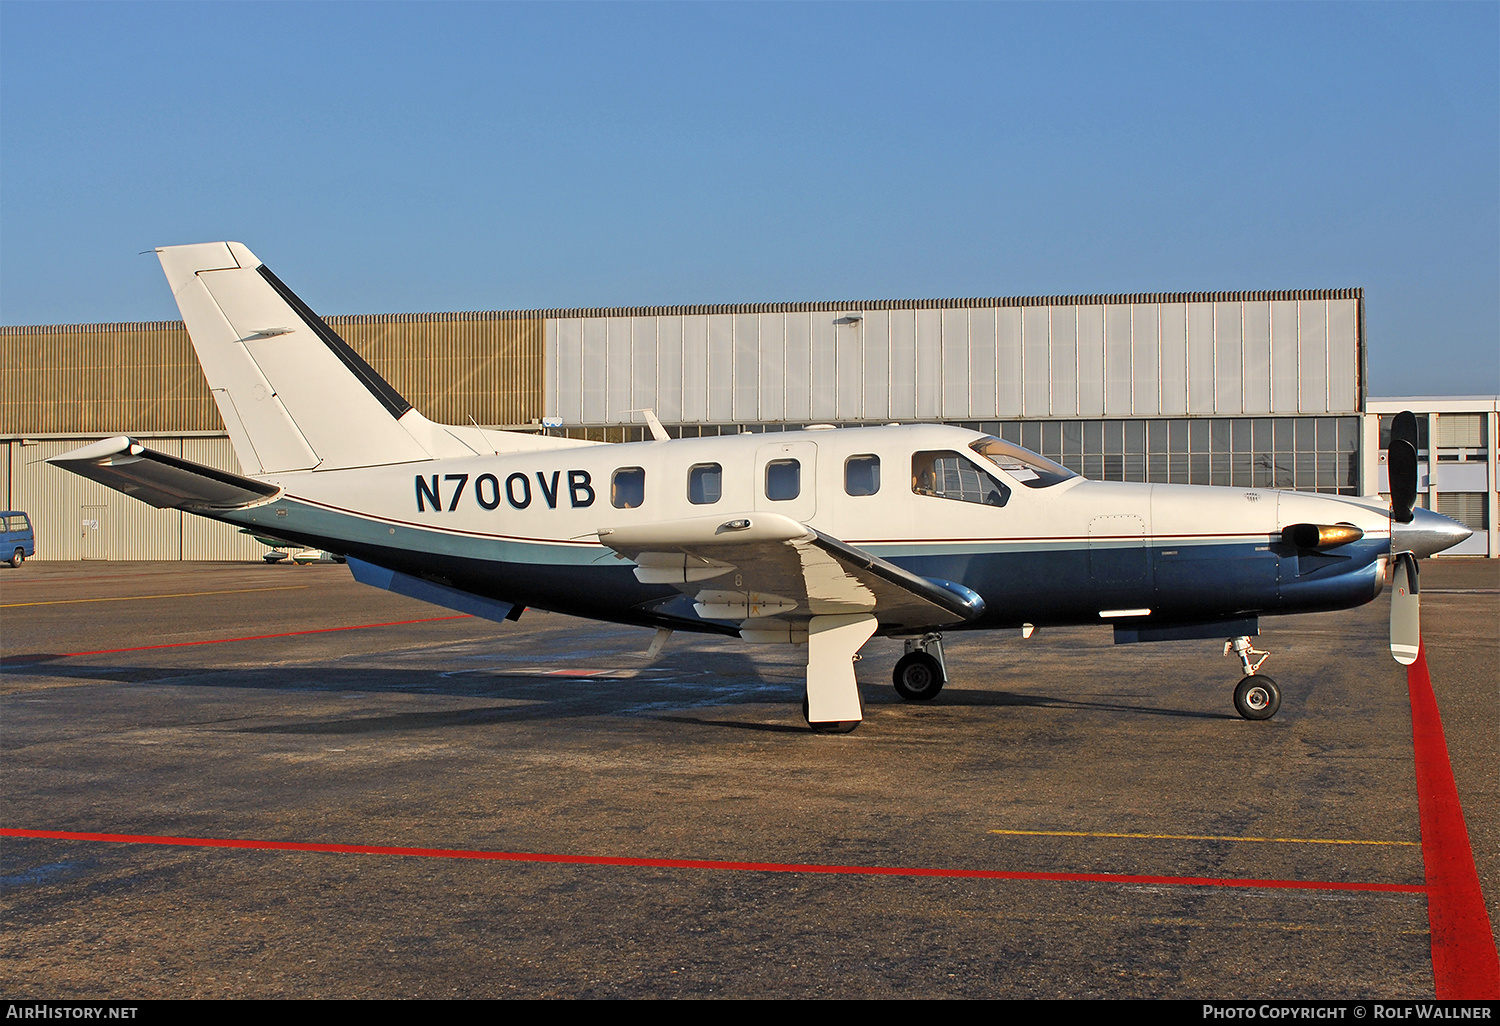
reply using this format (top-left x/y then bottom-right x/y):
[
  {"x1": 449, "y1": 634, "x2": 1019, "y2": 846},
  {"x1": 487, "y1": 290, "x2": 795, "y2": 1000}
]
[
  {"x1": 893, "y1": 634, "x2": 948, "y2": 701},
  {"x1": 1225, "y1": 635, "x2": 1280, "y2": 721}
]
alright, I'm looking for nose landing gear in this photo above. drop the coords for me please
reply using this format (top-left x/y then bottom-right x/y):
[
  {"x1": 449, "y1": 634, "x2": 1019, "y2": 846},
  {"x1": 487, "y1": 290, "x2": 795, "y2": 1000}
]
[{"x1": 1226, "y1": 635, "x2": 1280, "y2": 720}]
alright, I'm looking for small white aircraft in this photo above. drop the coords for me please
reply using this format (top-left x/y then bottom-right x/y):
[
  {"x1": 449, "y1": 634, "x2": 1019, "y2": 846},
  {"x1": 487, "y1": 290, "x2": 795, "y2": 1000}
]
[{"x1": 52, "y1": 243, "x2": 1471, "y2": 732}]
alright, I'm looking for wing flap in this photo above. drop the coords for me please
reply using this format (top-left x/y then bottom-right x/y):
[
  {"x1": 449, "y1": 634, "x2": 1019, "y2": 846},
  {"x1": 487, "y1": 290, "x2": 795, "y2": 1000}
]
[
  {"x1": 598, "y1": 512, "x2": 984, "y2": 633},
  {"x1": 48, "y1": 437, "x2": 281, "y2": 511}
]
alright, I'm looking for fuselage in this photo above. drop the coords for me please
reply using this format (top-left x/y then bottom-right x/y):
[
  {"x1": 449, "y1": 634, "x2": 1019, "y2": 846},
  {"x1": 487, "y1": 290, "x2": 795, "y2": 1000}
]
[{"x1": 218, "y1": 423, "x2": 1393, "y2": 636}]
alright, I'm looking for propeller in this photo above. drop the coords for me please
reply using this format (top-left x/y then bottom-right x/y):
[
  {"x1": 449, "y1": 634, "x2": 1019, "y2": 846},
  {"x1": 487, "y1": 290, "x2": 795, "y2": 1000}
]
[
  {"x1": 1387, "y1": 411, "x2": 1421, "y2": 664},
  {"x1": 1388, "y1": 410, "x2": 1419, "y2": 525}
]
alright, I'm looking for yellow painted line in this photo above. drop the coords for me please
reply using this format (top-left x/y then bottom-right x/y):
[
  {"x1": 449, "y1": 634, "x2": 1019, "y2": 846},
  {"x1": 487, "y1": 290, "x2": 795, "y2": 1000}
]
[
  {"x1": 988, "y1": 828, "x2": 1417, "y2": 847},
  {"x1": 1, "y1": 585, "x2": 310, "y2": 608}
]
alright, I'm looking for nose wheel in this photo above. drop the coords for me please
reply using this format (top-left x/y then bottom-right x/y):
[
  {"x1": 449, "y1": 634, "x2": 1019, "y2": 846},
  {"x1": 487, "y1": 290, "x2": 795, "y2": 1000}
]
[{"x1": 1233, "y1": 675, "x2": 1281, "y2": 720}]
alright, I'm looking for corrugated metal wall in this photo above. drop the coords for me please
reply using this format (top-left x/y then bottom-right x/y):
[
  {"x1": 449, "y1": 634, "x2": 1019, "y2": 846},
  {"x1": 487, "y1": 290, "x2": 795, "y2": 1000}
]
[
  {"x1": 6, "y1": 437, "x2": 265, "y2": 561},
  {"x1": 1, "y1": 322, "x2": 219, "y2": 435},
  {"x1": 544, "y1": 292, "x2": 1362, "y2": 426},
  {"x1": 1, "y1": 313, "x2": 545, "y2": 437}
]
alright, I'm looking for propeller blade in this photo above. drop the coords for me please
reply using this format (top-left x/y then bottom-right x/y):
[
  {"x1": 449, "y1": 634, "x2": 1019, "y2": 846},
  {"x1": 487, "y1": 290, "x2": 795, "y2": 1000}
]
[
  {"x1": 1387, "y1": 411, "x2": 1419, "y2": 524},
  {"x1": 1388, "y1": 439, "x2": 1418, "y2": 523},
  {"x1": 1390, "y1": 410, "x2": 1419, "y2": 450},
  {"x1": 1390, "y1": 551, "x2": 1420, "y2": 665}
]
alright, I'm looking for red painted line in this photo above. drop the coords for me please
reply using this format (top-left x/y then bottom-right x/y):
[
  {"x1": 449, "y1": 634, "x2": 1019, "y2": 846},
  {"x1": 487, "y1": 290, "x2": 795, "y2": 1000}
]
[
  {"x1": 0, "y1": 828, "x2": 1424, "y2": 894},
  {"x1": 1407, "y1": 643, "x2": 1500, "y2": 999},
  {"x1": 12, "y1": 615, "x2": 471, "y2": 661}
]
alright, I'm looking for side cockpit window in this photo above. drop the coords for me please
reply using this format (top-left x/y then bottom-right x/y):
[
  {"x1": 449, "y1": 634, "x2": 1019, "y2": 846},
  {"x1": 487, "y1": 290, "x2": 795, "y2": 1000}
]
[
  {"x1": 912, "y1": 450, "x2": 1010, "y2": 507},
  {"x1": 612, "y1": 467, "x2": 645, "y2": 509}
]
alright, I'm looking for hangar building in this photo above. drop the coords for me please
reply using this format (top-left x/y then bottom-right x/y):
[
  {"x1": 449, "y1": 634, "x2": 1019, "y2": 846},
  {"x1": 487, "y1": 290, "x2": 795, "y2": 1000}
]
[{"x1": 3, "y1": 286, "x2": 1494, "y2": 559}]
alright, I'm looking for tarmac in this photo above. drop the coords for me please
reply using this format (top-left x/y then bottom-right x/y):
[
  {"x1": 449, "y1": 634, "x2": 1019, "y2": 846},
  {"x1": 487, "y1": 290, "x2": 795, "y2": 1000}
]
[{"x1": 1, "y1": 557, "x2": 1495, "y2": 998}]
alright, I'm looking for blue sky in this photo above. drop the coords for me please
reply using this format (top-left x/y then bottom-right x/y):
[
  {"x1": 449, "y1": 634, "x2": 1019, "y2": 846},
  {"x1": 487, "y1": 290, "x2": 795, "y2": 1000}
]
[{"x1": 2, "y1": 2, "x2": 1495, "y2": 395}]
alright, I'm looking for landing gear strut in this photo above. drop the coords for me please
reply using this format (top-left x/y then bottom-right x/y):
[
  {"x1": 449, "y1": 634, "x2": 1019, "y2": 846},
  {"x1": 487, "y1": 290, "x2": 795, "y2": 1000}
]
[
  {"x1": 893, "y1": 634, "x2": 948, "y2": 701},
  {"x1": 1225, "y1": 635, "x2": 1280, "y2": 720}
]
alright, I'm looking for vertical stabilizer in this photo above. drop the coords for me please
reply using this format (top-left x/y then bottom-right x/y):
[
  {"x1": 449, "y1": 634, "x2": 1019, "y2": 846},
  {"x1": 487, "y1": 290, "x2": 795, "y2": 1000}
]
[{"x1": 157, "y1": 242, "x2": 433, "y2": 474}]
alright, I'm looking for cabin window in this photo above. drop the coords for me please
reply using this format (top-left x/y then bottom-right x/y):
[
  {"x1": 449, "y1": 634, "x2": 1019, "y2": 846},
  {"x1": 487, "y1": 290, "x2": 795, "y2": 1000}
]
[
  {"x1": 765, "y1": 459, "x2": 801, "y2": 501},
  {"x1": 845, "y1": 455, "x2": 880, "y2": 496},
  {"x1": 911, "y1": 451, "x2": 1009, "y2": 507},
  {"x1": 611, "y1": 467, "x2": 645, "y2": 509},
  {"x1": 688, "y1": 463, "x2": 722, "y2": 504}
]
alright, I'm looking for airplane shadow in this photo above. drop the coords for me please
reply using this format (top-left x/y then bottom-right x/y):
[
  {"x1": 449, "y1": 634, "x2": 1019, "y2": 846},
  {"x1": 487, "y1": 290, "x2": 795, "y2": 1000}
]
[{"x1": 3, "y1": 654, "x2": 1232, "y2": 731}]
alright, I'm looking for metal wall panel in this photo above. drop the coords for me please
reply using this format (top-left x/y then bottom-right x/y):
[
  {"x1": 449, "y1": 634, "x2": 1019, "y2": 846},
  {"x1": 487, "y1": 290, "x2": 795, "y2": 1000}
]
[
  {"x1": 1022, "y1": 306, "x2": 1050, "y2": 417},
  {"x1": 707, "y1": 315, "x2": 735, "y2": 422},
  {"x1": 758, "y1": 313, "x2": 785, "y2": 423},
  {"x1": 1, "y1": 442, "x2": 10, "y2": 509},
  {"x1": 914, "y1": 310, "x2": 943, "y2": 420},
  {"x1": 810, "y1": 313, "x2": 837, "y2": 421},
  {"x1": 605, "y1": 318, "x2": 632, "y2": 424},
  {"x1": 940, "y1": 309, "x2": 971, "y2": 419},
  {"x1": 1214, "y1": 302, "x2": 1243, "y2": 416},
  {"x1": 553, "y1": 319, "x2": 583, "y2": 424},
  {"x1": 1271, "y1": 301, "x2": 1301, "y2": 413},
  {"x1": 836, "y1": 315, "x2": 863, "y2": 420},
  {"x1": 1077, "y1": 304, "x2": 1105, "y2": 417},
  {"x1": 783, "y1": 313, "x2": 811, "y2": 422},
  {"x1": 1104, "y1": 305, "x2": 1132, "y2": 416},
  {"x1": 996, "y1": 308, "x2": 1022, "y2": 418},
  {"x1": 861, "y1": 311, "x2": 891, "y2": 421},
  {"x1": 967, "y1": 308, "x2": 998, "y2": 419},
  {"x1": 631, "y1": 317, "x2": 658, "y2": 417},
  {"x1": 1130, "y1": 304, "x2": 1160, "y2": 415},
  {"x1": 733, "y1": 314, "x2": 761, "y2": 422},
  {"x1": 656, "y1": 317, "x2": 683, "y2": 424},
  {"x1": 1159, "y1": 304, "x2": 1188, "y2": 416},
  {"x1": 681, "y1": 316, "x2": 708, "y2": 423},
  {"x1": 1327, "y1": 299, "x2": 1357, "y2": 412},
  {"x1": 1187, "y1": 303, "x2": 1216, "y2": 415},
  {"x1": 1242, "y1": 302, "x2": 1272, "y2": 414},
  {"x1": 1050, "y1": 307, "x2": 1079, "y2": 417},
  {"x1": 889, "y1": 311, "x2": 916, "y2": 420},
  {"x1": 581, "y1": 318, "x2": 608, "y2": 424},
  {"x1": 1298, "y1": 300, "x2": 1328, "y2": 413}
]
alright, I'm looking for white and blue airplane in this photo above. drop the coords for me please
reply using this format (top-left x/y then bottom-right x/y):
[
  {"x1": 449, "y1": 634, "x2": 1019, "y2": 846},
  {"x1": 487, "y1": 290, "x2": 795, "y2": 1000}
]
[{"x1": 51, "y1": 243, "x2": 1471, "y2": 732}]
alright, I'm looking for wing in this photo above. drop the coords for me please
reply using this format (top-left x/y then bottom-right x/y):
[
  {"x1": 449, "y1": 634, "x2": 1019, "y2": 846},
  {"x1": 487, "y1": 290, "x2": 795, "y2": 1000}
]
[{"x1": 597, "y1": 511, "x2": 984, "y2": 637}]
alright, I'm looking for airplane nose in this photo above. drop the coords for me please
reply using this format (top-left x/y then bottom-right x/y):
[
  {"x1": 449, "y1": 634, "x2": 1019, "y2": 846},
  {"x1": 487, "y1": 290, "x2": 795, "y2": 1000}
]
[{"x1": 1392, "y1": 506, "x2": 1474, "y2": 558}]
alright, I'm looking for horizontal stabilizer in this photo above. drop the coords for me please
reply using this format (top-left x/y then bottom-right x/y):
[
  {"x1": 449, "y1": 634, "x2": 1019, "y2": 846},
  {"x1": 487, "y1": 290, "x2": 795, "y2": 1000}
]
[
  {"x1": 346, "y1": 557, "x2": 523, "y2": 625},
  {"x1": 48, "y1": 437, "x2": 281, "y2": 511}
]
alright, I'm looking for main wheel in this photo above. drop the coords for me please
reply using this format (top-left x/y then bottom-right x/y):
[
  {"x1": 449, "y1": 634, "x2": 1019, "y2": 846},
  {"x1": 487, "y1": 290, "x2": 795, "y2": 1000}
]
[
  {"x1": 1234, "y1": 675, "x2": 1281, "y2": 721},
  {"x1": 8, "y1": 548, "x2": 22, "y2": 568},
  {"x1": 893, "y1": 651, "x2": 944, "y2": 701}
]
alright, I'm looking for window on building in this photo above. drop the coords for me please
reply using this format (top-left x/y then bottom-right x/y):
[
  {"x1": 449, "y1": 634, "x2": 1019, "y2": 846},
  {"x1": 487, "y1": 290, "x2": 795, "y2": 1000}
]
[
  {"x1": 1435, "y1": 493, "x2": 1488, "y2": 531},
  {"x1": 845, "y1": 455, "x2": 880, "y2": 496},
  {"x1": 611, "y1": 467, "x2": 645, "y2": 509},
  {"x1": 688, "y1": 463, "x2": 722, "y2": 504},
  {"x1": 765, "y1": 459, "x2": 800, "y2": 501},
  {"x1": 912, "y1": 451, "x2": 1009, "y2": 507}
]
